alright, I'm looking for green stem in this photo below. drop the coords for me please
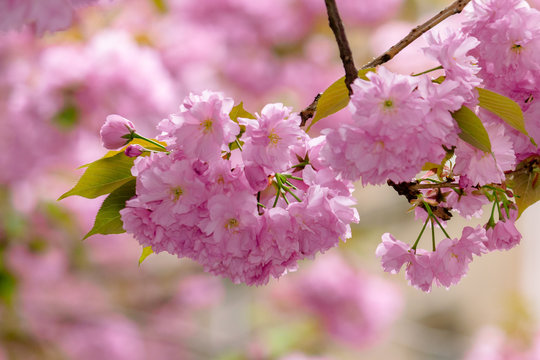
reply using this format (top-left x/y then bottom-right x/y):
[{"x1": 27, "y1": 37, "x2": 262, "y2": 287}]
[
  {"x1": 235, "y1": 138, "x2": 243, "y2": 151},
  {"x1": 132, "y1": 133, "x2": 168, "y2": 151},
  {"x1": 423, "y1": 202, "x2": 452, "y2": 239},
  {"x1": 494, "y1": 192, "x2": 503, "y2": 220},
  {"x1": 286, "y1": 175, "x2": 304, "y2": 181},
  {"x1": 412, "y1": 65, "x2": 444, "y2": 77},
  {"x1": 431, "y1": 218, "x2": 436, "y2": 251},
  {"x1": 411, "y1": 216, "x2": 430, "y2": 251}
]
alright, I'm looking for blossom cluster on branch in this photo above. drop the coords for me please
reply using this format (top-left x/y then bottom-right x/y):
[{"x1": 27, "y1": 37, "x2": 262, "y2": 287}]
[
  {"x1": 111, "y1": 92, "x2": 359, "y2": 285},
  {"x1": 59, "y1": 0, "x2": 540, "y2": 292}
]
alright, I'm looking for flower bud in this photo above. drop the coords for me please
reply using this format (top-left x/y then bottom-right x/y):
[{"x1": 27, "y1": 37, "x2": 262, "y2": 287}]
[
  {"x1": 125, "y1": 144, "x2": 144, "y2": 158},
  {"x1": 100, "y1": 114, "x2": 136, "y2": 149}
]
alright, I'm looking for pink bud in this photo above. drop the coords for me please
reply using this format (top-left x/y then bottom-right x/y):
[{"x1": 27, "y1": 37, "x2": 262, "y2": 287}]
[
  {"x1": 100, "y1": 114, "x2": 136, "y2": 150},
  {"x1": 125, "y1": 144, "x2": 144, "y2": 157}
]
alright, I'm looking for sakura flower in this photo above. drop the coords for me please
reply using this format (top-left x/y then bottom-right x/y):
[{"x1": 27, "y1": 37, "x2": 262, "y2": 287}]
[
  {"x1": 202, "y1": 191, "x2": 260, "y2": 258},
  {"x1": 405, "y1": 249, "x2": 435, "y2": 293},
  {"x1": 100, "y1": 115, "x2": 136, "y2": 150},
  {"x1": 432, "y1": 226, "x2": 487, "y2": 288},
  {"x1": 134, "y1": 154, "x2": 206, "y2": 227},
  {"x1": 444, "y1": 186, "x2": 489, "y2": 219},
  {"x1": 376, "y1": 233, "x2": 413, "y2": 274},
  {"x1": 349, "y1": 67, "x2": 427, "y2": 139},
  {"x1": 423, "y1": 30, "x2": 482, "y2": 96},
  {"x1": 484, "y1": 207, "x2": 521, "y2": 251},
  {"x1": 241, "y1": 103, "x2": 307, "y2": 172},
  {"x1": 322, "y1": 125, "x2": 426, "y2": 185},
  {"x1": 288, "y1": 186, "x2": 358, "y2": 258},
  {"x1": 167, "y1": 91, "x2": 239, "y2": 162},
  {"x1": 454, "y1": 122, "x2": 516, "y2": 186}
]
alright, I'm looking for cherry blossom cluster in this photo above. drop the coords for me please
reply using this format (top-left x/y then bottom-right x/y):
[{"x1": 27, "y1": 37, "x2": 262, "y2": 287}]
[
  {"x1": 323, "y1": 0, "x2": 538, "y2": 292},
  {"x1": 107, "y1": 91, "x2": 359, "y2": 285}
]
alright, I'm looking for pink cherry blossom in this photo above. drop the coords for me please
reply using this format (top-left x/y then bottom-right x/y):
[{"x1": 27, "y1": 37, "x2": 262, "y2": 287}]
[
  {"x1": 432, "y1": 226, "x2": 487, "y2": 288},
  {"x1": 405, "y1": 249, "x2": 435, "y2": 292},
  {"x1": 240, "y1": 103, "x2": 307, "y2": 173},
  {"x1": 167, "y1": 91, "x2": 239, "y2": 162},
  {"x1": 485, "y1": 208, "x2": 521, "y2": 251},
  {"x1": 376, "y1": 233, "x2": 413, "y2": 274},
  {"x1": 454, "y1": 122, "x2": 516, "y2": 186}
]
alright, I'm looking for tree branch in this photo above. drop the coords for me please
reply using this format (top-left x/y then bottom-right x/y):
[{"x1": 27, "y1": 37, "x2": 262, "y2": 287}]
[
  {"x1": 324, "y1": 0, "x2": 358, "y2": 95},
  {"x1": 300, "y1": 0, "x2": 472, "y2": 125},
  {"x1": 362, "y1": 0, "x2": 471, "y2": 69}
]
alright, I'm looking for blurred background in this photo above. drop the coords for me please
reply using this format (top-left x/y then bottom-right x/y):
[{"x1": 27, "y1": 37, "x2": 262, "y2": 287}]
[{"x1": 1, "y1": 0, "x2": 540, "y2": 359}]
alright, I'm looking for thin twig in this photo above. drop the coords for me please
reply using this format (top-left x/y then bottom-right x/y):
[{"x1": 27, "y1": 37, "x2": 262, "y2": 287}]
[
  {"x1": 299, "y1": 0, "x2": 471, "y2": 125},
  {"x1": 411, "y1": 182, "x2": 460, "y2": 190},
  {"x1": 324, "y1": 0, "x2": 358, "y2": 95},
  {"x1": 362, "y1": 0, "x2": 471, "y2": 69}
]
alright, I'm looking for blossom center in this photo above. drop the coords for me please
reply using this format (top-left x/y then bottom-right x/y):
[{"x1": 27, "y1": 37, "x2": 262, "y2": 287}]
[
  {"x1": 171, "y1": 186, "x2": 183, "y2": 201},
  {"x1": 268, "y1": 130, "x2": 281, "y2": 145},
  {"x1": 225, "y1": 218, "x2": 239, "y2": 229},
  {"x1": 201, "y1": 119, "x2": 213, "y2": 134},
  {"x1": 511, "y1": 43, "x2": 523, "y2": 54},
  {"x1": 382, "y1": 99, "x2": 396, "y2": 113}
]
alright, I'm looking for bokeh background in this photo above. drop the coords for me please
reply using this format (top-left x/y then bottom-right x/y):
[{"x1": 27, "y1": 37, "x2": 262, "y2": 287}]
[{"x1": 1, "y1": 0, "x2": 540, "y2": 359}]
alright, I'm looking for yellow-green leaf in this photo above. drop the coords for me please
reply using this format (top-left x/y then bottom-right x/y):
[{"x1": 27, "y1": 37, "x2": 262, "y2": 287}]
[
  {"x1": 59, "y1": 152, "x2": 135, "y2": 200},
  {"x1": 139, "y1": 246, "x2": 154, "y2": 265},
  {"x1": 78, "y1": 138, "x2": 167, "y2": 168},
  {"x1": 307, "y1": 68, "x2": 375, "y2": 131},
  {"x1": 452, "y1": 106, "x2": 492, "y2": 153},
  {"x1": 509, "y1": 160, "x2": 540, "y2": 217},
  {"x1": 83, "y1": 179, "x2": 136, "y2": 240},
  {"x1": 478, "y1": 88, "x2": 528, "y2": 136},
  {"x1": 230, "y1": 102, "x2": 255, "y2": 122}
]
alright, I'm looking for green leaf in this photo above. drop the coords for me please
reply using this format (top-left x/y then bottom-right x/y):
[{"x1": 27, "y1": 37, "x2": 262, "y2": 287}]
[
  {"x1": 477, "y1": 88, "x2": 528, "y2": 136},
  {"x1": 78, "y1": 138, "x2": 166, "y2": 169},
  {"x1": 139, "y1": 246, "x2": 154, "y2": 265},
  {"x1": 307, "y1": 68, "x2": 375, "y2": 131},
  {"x1": 83, "y1": 179, "x2": 136, "y2": 240},
  {"x1": 452, "y1": 106, "x2": 492, "y2": 153},
  {"x1": 59, "y1": 152, "x2": 136, "y2": 200},
  {"x1": 509, "y1": 159, "x2": 540, "y2": 217},
  {"x1": 229, "y1": 102, "x2": 255, "y2": 122},
  {"x1": 432, "y1": 76, "x2": 446, "y2": 84}
]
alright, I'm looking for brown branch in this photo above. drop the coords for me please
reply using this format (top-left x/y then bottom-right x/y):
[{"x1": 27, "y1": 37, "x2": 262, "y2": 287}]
[
  {"x1": 411, "y1": 182, "x2": 460, "y2": 190},
  {"x1": 324, "y1": 0, "x2": 358, "y2": 95},
  {"x1": 299, "y1": 0, "x2": 472, "y2": 126},
  {"x1": 362, "y1": 0, "x2": 471, "y2": 69}
]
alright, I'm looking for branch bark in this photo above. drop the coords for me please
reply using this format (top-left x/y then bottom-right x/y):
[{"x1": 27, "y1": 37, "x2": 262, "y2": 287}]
[
  {"x1": 300, "y1": 0, "x2": 472, "y2": 125},
  {"x1": 324, "y1": 0, "x2": 358, "y2": 95},
  {"x1": 362, "y1": 0, "x2": 472, "y2": 69}
]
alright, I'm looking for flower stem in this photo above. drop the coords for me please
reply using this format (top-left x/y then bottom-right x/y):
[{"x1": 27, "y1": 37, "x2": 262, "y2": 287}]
[
  {"x1": 132, "y1": 133, "x2": 168, "y2": 151},
  {"x1": 424, "y1": 202, "x2": 452, "y2": 239},
  {"x1": 412, "y1": 216, "x2": 430, "y2": 250},
  {"x1": 431, "y1": 218, "x2": 436, "y2": 251},
  {"x1": 412, "y1": 65, "x2": 444, "y2": 77}
]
